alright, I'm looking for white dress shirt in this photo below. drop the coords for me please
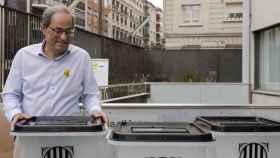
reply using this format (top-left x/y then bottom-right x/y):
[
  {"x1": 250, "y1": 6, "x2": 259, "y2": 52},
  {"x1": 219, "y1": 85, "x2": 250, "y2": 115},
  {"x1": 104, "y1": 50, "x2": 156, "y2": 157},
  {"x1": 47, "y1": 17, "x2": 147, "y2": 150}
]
[{"x1": 2, "y1": 42, "x2": 101, "y2": 121}]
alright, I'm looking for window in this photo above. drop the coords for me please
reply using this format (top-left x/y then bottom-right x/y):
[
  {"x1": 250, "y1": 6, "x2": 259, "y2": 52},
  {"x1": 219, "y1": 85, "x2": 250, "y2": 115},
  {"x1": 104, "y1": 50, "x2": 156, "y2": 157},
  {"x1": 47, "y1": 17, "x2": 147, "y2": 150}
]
[
  {"x1": 87, "y1": 6, "x2": 92, "y2": 15},
  {"x1": 116, "y1": 30, "x2": 119, "y2": 39},
  {"x1": 182, "y1": 5, "x2": 201, "y2": 24},
  {"x1": 76, "y1": 2, "x2": 85, "y2": 10},
  {"x1": 256, "y1": 25, "x2": 280, "y2": 92},
  {"x1": 113, "y1": 26, "x2": 115, "y2": 38},
  {"x1": 74, "y1": 4, "x2": 86, "y2": 28},
  {"x1": 121, "y1": 4, "x2": 123, "y2": 13},
  {"x1": 120, "y1": 31, "x2": 123, "y2": 39},
  {"x1": 125, "y1": 7, "x2": 128, "y2": 14},
  {"x1": 130, "y1": 10, "x2": 133, "y2": 17}
]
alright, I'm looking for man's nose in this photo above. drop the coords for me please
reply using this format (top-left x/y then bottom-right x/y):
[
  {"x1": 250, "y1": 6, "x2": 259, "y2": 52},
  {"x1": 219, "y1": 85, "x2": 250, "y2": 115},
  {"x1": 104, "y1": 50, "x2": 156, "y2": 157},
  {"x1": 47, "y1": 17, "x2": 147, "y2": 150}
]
[{"x1": 60, "y1": 32, "x2": 68, "y2": 40}]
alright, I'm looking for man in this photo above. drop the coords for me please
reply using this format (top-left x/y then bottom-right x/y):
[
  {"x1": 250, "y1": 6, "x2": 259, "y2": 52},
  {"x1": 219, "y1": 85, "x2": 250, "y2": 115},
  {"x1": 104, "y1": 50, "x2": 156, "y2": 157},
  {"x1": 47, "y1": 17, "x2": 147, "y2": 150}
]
[{"x1": 2, "y1": 6, "x2": 108, "y2": 129}]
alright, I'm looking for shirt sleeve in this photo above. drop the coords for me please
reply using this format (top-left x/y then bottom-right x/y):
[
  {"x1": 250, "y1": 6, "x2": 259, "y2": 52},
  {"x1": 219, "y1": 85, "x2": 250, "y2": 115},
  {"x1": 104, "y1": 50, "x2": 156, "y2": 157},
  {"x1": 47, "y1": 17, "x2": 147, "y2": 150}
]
[
  {"x1": 82, "y1": 53, "x2": 102, "y2": 114},
  {"x1": 2, "y1": 51, "x2": 23, "y2": 122}
]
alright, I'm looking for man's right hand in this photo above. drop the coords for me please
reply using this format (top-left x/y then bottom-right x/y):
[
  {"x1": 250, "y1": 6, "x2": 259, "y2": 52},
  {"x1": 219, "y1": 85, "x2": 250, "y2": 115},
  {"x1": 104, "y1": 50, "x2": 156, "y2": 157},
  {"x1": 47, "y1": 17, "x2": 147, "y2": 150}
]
[{"x1": 11, "y1": 113, "x2": 31, "y2": 131}]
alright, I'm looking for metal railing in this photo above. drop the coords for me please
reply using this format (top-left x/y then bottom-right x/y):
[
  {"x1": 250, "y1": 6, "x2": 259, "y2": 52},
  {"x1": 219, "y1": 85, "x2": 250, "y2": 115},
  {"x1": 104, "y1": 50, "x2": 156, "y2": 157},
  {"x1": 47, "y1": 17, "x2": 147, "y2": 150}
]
[
  {"x1": 0, "y1": 6, "x2": 43, "y2": 91},
  {"x1": 0, "y1": 83, "x2": 150, "y2": 103},
  {"x1": 2, "y1": 82, "x2": 149, "y2": 100},
  {"x1": 99, "y1": 83, "x2": 150, "y2": 101},
  {"x1": 32, "y1": 0, "x2": 72, "y2": 7}
]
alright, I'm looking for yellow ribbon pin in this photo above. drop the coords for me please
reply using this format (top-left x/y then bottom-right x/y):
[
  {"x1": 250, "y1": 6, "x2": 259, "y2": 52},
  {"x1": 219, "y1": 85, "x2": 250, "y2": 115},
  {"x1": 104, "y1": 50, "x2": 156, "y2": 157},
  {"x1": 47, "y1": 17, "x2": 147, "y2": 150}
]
[{"x1": 64, "y1": 68, "x2": 71, "y2": 78}]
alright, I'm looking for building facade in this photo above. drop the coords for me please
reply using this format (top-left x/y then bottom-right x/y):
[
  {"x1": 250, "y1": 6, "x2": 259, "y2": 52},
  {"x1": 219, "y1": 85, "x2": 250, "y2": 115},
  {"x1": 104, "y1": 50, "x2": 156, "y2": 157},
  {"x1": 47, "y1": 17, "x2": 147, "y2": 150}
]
[
  {"x1": 244, "y1": 0, "x2": 280, "y2": 104},
  {"x1": 7, "y1": 0, "x2": 160, "y2": 47},
  {"x1": 4, "y1": 0, "x2": 27, "y2": 12},
  {"x1": 111, "y1": 0, "x2": 145, "y2": 46},
  {"x1": 164, "y1": 0, "x2": 243, "y2": 49},
  {"x1": 80, "y1": 0, "x2": 112, "y2": 36},
  {"x1": 156, "y1": 7, "x2": 164, "y2": 48},
  {"x1": 143, "y1": 1, "x2": 157, "y2": 48},
  {"x1": 31, "y1": 0, "x2": 73, "y2": 15}
]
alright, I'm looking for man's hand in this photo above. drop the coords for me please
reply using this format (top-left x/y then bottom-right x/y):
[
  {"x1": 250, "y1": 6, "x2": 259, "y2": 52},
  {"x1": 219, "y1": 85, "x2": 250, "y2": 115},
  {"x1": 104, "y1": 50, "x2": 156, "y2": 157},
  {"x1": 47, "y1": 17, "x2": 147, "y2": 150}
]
[
  {"x1": 91, "y1": 111, "x2": 108, "y2": 124},
  {"x1": 11, "y1": 113, "x2": 32, "y2": 131}
]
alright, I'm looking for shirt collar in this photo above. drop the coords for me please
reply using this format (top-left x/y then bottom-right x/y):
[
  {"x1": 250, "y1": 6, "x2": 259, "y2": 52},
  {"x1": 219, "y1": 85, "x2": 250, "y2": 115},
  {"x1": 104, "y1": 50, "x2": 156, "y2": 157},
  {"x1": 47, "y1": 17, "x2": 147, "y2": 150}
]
[{"x1": 38, "y1": 40, "x2": 71, "y2": 61}]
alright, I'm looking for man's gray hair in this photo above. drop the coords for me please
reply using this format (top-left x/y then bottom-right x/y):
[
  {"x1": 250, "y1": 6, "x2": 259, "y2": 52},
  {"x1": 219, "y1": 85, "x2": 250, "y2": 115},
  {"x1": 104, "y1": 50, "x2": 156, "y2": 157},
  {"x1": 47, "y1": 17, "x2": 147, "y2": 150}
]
[{"x1": 42, "y1": 5, "x2": 74, "y2": 28}]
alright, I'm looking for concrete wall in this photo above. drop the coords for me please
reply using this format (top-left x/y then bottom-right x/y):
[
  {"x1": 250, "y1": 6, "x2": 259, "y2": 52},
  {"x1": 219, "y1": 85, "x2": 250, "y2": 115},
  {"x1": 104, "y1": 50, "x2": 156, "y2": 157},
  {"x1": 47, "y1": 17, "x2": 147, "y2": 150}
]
[
  {"x1": 102, "y1": 104, "x2": 280, "y2": 123},
  {"x1": 147, "y1": 82, "x2": 249, "y2": 104},
  {"x1": 252, "y1": 93, "x2": 280, "y2": 105},
  {"x1": 145, "y1": 49, "x2": 242, "y2": 82}
]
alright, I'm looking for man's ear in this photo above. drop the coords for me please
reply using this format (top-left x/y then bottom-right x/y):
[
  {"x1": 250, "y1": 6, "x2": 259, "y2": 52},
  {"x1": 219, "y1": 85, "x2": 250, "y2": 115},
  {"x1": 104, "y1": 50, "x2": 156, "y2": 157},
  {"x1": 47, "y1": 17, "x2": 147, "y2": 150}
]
[{"x1": 41, "y1": 24, "x2": 47, "y2": 35}]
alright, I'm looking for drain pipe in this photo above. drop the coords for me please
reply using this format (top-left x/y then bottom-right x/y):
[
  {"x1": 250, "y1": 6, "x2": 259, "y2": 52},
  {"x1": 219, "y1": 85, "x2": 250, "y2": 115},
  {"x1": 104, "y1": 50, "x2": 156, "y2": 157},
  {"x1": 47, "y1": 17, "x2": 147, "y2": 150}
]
[{"x1": 242, "y1": 0, "x2": 252, "y2": 103}]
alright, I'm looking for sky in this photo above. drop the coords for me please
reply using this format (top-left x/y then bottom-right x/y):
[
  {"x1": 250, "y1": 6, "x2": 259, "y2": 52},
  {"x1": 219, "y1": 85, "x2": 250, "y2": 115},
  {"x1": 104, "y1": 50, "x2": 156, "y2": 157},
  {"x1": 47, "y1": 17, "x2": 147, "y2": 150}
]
[{"x1": 148, "y1": 0, "x2": 163, "y2": 9}]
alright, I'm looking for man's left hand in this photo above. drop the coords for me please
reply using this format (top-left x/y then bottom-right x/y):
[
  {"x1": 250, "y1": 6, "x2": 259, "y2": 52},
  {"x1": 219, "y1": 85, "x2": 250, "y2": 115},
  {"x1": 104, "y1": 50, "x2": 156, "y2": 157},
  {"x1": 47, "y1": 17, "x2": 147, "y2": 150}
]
[{"x1": 91, "y1": 111, "x2": 108, "y2": 124}]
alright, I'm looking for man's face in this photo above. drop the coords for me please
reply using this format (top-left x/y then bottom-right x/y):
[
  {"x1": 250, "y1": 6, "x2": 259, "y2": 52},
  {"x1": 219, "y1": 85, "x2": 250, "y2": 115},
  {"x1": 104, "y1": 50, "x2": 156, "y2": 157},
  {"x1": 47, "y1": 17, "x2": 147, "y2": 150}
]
[{"x1": 42, "y1": 12, "x2": 74, "y2": 54}]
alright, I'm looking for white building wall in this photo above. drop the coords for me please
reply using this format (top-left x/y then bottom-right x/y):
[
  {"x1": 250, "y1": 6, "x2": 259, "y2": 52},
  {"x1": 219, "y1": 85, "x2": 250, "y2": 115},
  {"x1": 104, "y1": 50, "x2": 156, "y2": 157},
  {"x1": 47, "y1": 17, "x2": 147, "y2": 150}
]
[
  {"x1": 249, "y1": 0, "x2": 280, "y2": 104},
  {"x1": 164, "y1": 0, "x2": 243, "y2": 49},
  {"x1": 253, "y1": 93, "x2": 280, "y2": 105},
  {"x1": 242, "y1": 0, "x2": 250, "y2": 84},
  {"x1": 251, "y1": 0, "x2": 280, "y2": 31},
  {"x1": 147, "y1": 82, "x2": 250, "y2": 104}
]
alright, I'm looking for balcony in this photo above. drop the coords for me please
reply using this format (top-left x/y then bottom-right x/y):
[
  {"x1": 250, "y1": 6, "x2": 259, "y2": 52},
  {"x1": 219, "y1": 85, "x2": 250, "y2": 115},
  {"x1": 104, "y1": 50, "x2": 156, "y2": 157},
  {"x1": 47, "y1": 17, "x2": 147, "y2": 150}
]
[
  {"x1": 74, "y1": 8, "x2": 85, "y2": 28},
  {"x1": 224, "y1": 13, "x2": 243, "y2": 22},
  {"x1": 74, "y1": 8, "x2": 85, "y2": 19},
  {"x1": 224, "y1": 0, "x2": 243, "y2": 5},
  {"x1": 32, "y1": 0, "x2": 72, "y2": 10}
]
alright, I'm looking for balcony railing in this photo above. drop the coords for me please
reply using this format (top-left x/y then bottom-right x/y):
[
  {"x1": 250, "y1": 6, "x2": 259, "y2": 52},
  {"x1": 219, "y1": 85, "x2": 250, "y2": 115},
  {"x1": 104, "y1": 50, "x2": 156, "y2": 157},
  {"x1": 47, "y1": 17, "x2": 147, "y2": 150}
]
[
  {"x1": 74, "y1": 8, "x2": 85, "y2": 19},
  {"x1": 0, "y1": 83, "x2": 150, "y2": 114},
  {"x1": 99, "y1": 83, "x2": 150, "y2": 102},
  {"x1": 224, "y1": 0, "x2": 243, "y2": 4},
  {"x1": 32, "y1": 0, "x2": 72, "y2": 9},
  {"x1": 224, "y1": 13, "x2": 243, "y2": 22}
]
